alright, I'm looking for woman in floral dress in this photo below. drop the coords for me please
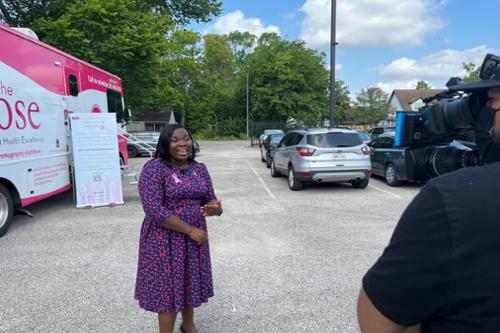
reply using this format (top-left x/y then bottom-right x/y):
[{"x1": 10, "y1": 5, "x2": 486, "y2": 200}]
[{"x1": 135, "y1": 125, "x2": 222, "y2": 333}]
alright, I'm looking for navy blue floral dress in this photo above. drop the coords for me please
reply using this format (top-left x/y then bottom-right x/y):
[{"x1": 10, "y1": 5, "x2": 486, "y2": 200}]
[{"x1": 135, "y1": 158, "x2": 216, "y2": 313}]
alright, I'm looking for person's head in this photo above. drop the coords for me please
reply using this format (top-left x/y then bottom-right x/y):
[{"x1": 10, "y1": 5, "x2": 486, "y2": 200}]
[{"x1": 154, "y1": 125, "x2": 196, "y2": 164}]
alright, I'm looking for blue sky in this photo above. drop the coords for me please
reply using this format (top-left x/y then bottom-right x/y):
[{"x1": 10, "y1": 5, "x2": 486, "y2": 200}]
[{"x1": 191, "y1": 0, "x2": 500, "y2": 98}]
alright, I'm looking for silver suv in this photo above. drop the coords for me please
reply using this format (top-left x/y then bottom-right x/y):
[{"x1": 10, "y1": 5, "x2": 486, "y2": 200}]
[{"x1": 270, "y1": 128, "x2": 371, "y2": 190}]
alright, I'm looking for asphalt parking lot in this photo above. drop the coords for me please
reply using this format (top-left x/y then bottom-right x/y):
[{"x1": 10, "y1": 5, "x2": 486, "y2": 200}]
[{"x1": 0, "y1": 140, "x2": 422, "y2": 333}]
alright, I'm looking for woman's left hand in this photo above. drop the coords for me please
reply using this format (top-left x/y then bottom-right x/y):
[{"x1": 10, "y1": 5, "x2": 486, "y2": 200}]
[{"x1": 201, "y1": 200, "x2": 223, "y2": 216}]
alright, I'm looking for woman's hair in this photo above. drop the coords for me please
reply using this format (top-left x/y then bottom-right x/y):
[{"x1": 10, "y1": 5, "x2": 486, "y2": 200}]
[{"x1": 154, "y1": 124, "x2": 196, "y2": 163}]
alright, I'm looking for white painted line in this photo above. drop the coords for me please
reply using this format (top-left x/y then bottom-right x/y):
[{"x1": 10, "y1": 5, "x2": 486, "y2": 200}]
[
  {"x1": 368, "y1": 184, "x2": 402, "y2": 198},
  {"x1": 246, "y1": 159, "x2": 277, "y2": 200}
]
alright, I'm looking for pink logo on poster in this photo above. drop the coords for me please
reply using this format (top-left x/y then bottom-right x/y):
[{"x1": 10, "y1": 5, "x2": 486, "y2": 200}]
[{"x1": 91, "y1": 104, "x2": 101, "y2": 113}]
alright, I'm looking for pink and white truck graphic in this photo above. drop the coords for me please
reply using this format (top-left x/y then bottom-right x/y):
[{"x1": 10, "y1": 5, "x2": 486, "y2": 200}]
[{"x1": 0, "y1": 24, "x2": 129, "y2": 237}]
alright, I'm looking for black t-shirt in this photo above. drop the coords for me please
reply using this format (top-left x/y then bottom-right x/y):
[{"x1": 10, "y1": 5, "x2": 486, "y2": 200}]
[{"x1": 363, "y1": 162, "x2": 500, "y2": 332}]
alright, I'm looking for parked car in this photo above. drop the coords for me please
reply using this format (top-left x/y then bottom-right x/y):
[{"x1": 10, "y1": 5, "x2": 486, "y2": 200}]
[
  {"x1": 128, "y1": 131, "x2": 200, "y2": 158},
  {"x1": 368, "y1": 126, "x2": 396, "y2": 139},
  {"x1": 270, "y1": 128, "x2": 371, "y2": 190},
  {"x1": 368, "y1": 132, "x2": 407, "y2": 186},
  {"x1": 259, "y1": 129, "x2": 284, "y2": 146},
  {"x1": 368, "y1": 132, "x2": 473, "y2": 186},
  {"x1": 260, "y1": 133, "x2": 284, "y2": 167}
]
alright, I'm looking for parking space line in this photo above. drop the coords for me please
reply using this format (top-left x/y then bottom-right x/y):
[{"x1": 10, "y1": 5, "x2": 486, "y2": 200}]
[
  {"x1": 368, "y1": 184, "x2": 402, "y2": 198},
  {"x1": 246, "y1": 159, "x2": 277, "y2": 200}
]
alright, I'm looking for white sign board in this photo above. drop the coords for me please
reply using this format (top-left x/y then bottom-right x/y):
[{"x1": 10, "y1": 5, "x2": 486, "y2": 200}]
[{"x1": 69, "y1": 113, "x2": 123, "y2": 208}]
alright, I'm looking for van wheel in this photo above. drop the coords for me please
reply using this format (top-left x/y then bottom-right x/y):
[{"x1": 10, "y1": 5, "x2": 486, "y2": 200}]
[
  {"x1": 127, "y1": 146, "x2": 138, "y2": 158},
  {"x1": 352, "y1": 178, "x2": 369, "y2": 189},
  {"x1": 288, "y1": 166, "x2": 303, "y2": 191},
  {"x1": 385, "y1": 163, "x2": 402, "y2": 187},
  {"x1": 271, "y1": 160, "x2": 280, "y2": 177},
  {"x1": 0, "y1": 184, "x2": 14, "y2": 238}
]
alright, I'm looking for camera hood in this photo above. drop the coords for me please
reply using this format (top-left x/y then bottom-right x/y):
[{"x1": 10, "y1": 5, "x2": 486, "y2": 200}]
[{"x1": 448, "y1": 53, "x2": 500, "y2": 92}]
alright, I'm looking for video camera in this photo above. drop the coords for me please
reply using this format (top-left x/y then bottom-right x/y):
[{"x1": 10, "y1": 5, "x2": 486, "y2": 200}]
[{"x1": 394, "y1": 54, "x2": 500, "y2": 181}]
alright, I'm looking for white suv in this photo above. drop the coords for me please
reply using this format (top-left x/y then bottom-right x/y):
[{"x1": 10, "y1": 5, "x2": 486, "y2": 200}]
[{"x1": 270, "y1": 128, "x2": 371, "y2": 190}]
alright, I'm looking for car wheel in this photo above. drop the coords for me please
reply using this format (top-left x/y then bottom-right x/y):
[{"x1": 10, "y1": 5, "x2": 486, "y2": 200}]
[
  {"x1": 127, "y1": 146, "x2": 138, "y2": 158},
  {"x1": 270, "y1": 160, "x2": 280, "y2": 177},
  {"x1": 288, "y1": 166, "x2": 303, "y2": 191},
  {"x1": 266, "y1": 154, "x2": 272, "y2": 168},
  {"x1": 261, "y1": 152, "x2": 265, "y2": 163},
  {"x1": 352, "y1": 178, "x2": 369, "y2": 189},
  {"x1": 385, "y1": 163, "x2": 402, "y2": 187},
  {"x1": 0, "y1": 184, "x2": 14, "y2": 238}
]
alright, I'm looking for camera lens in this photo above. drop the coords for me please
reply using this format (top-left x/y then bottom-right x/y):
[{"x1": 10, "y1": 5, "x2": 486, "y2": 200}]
[{"x1": 425, "y1": 146, "x2": 479, "y2": 177}]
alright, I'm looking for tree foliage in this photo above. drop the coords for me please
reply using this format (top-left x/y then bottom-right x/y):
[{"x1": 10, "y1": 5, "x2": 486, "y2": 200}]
[
  {"x1": 462, "y1": 62, "x2": 480, "y2": 82},
  {"x1": 0, "y1": 0, "x2": 221, "y2": 27},
  {"x1": 189, "y1": 34, "x2": 237, "y2": 134},
  {"x1": 416, "y1": 80, "x2": 431, "y2": 90},
  {"x1": 354, "y1": 87, "x2": 390, "y2": 122},
  {"x1": 239, "y1": 35, "x2": 330, "y2": 123}
]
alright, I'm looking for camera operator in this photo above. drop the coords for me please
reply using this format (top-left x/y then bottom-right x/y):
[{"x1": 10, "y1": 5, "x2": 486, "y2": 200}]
[{"x1": 357, "y1": 55, "x2": 500, "y2": 333}]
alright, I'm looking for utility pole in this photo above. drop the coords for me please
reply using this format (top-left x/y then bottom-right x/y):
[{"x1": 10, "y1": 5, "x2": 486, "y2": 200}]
[
  {"x1": 246, "y1": 72, "x2": 249, "y2": 139},
  {"x1": 329, "y1": 0, "x2": 337, "y2": 128}
]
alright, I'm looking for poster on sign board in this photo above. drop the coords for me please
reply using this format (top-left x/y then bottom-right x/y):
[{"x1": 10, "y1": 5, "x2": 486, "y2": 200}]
[{"x1": 69, "y1": 113, "x2": 123, "y2": 208}]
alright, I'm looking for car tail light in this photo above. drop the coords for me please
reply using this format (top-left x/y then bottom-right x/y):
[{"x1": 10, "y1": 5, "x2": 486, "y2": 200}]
[
  {"x1": 361, "y1": 145, "x2": 370, "y2": 155},
  {"x1": 299, "y1": 172, "x2": 311, "y2": 178},
  {"x1": 296, "y1": 147, "x2": 316, "y2": 156},
  {"x1": 367, "y1": 171, "x2": 372, "y2": 177}
]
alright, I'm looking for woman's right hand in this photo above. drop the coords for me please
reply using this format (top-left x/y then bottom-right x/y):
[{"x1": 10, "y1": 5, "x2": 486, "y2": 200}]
[{"x1": 188, "y1": 228, "x2": 208, "y2": 245}]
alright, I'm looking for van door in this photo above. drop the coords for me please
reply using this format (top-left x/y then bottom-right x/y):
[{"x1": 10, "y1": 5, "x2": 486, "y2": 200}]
[{"x1": 63, "y1": 66, "x2": 82, "y2": 113}]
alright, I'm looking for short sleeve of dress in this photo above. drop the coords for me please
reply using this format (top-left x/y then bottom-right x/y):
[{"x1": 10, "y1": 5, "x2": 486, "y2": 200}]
[
  {"x1": 362, "y1": 182, "x2": 451, "y2": 326},
  {"x1": 199, "y1": 163, "x2": 217, "y2": 205},
  {"x1": 138, "y1": 160, "x2": 175, "y2": 225}
]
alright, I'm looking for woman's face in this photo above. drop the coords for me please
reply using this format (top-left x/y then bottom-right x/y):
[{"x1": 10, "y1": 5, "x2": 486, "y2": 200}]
[{"x1": 169, "y1": 128, "x2": 193, "y2": 163}]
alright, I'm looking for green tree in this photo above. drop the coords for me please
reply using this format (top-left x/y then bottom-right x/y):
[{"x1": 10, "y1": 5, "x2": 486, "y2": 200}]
[
  {"x1": 0, "y1": 0, "x2": 68, "y2": 28},
  {"x1": 154, "y1": 30, "x2": 202, "y2": 125},
  {"x1": 0, "y1": 0, "x2": 221, "y2": 28},
  {"x1": 226, "y1": 31, "x2": 257, "y2": 71},
  {"x1": 239, "y1": 36, "x2": 330, "y2": 123},
  {"x1": 462, "y1": 62, "x2": 480, "y2": 82},
  {"x1": 190, "y1": 34, "x2": 237, "y2": 134},
  {"x1": 354, "y1": 87, "x2": 389, "y2": 122},
  {"x1": 416, "y1": 80, "x2": 431, "y2": 89},
  {"x1": 331, "y1": 80, "x2": 351, "y2": 122},
  {"x1": 143, "y1": 0, "x2": 221, "y2": 25}
]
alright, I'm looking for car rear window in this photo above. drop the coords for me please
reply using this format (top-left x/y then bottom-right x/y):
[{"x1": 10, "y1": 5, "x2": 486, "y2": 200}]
[
  {"x1": 358, "y1": 132, "x2": 370, "y2": 141},
  {"x1": 307, "y1": 133, "x2": 362, "y2": 148},
  {"x1": 270, "y1": 135, "x2": 283, "y2": 143}
]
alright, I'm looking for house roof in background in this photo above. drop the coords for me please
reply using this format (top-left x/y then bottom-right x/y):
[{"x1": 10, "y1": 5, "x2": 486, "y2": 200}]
[{"x1": 389, "y1": 89, "x2": 446, "y2": 111}]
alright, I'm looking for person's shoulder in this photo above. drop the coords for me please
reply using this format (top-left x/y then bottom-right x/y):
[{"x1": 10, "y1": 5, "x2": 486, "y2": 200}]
[
  {"x1": 427, "y1": 162, "x2": 500, "y2": 200},
  {"x1": 429, "y1": 162, "x2": 500, "y2": 186},
  {"x1": 192, "y1": 161, "x2": 208, "y2": 171},
  {"x1": 142, "y1": 158, "x2": 169, "y2": 173}
]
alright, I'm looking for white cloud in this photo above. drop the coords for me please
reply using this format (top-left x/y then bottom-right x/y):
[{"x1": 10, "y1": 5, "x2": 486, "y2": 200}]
[
  {"x1": 374, "y1": 45, "x2": 497, "y2": 93},
  {"x1": 299, "y1": 0, "x2": 445, "y2": 49},
  {"x1": 378, "y1": 46, "x2": 493, "y2": 80},
  {"x1": 375, "y1": 80, "x2": 428, "y2": 94},
  {"x1": 205, "y1": 10, "x2": 280, "y2": 37}
]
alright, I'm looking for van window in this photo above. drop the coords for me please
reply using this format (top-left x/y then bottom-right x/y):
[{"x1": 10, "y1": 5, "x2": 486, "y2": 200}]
[
  {"x1": 107, "y1": 89, "x2": 123, "y2": 122},
  {"x1": 68, "y1": 75, "x2": 79, "y2": 96},
  {"x1": 307, "y1": 133, "x2": 362, "y2": 148}
]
